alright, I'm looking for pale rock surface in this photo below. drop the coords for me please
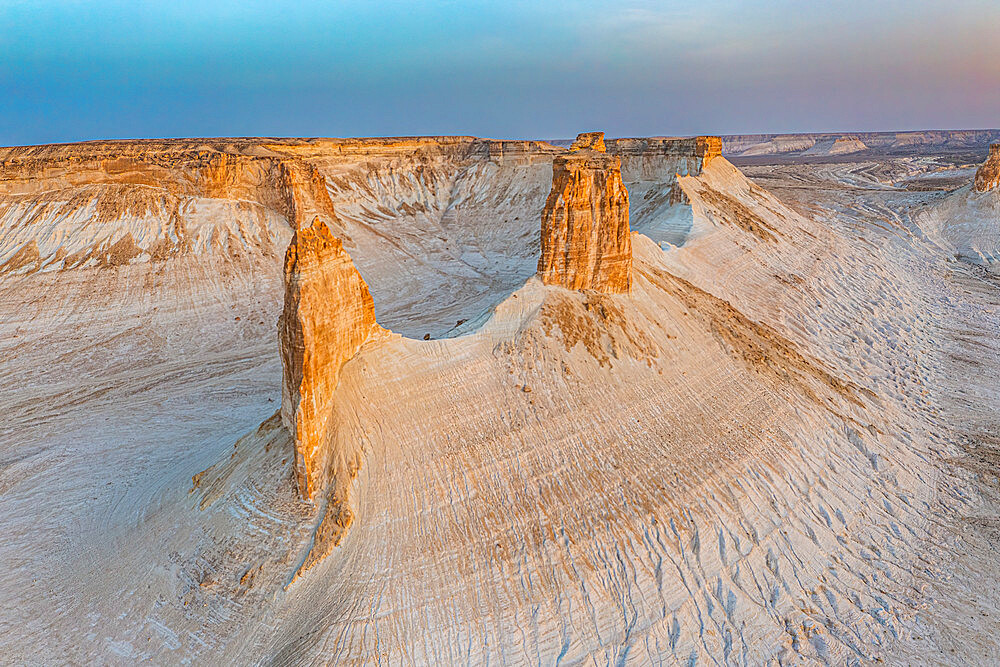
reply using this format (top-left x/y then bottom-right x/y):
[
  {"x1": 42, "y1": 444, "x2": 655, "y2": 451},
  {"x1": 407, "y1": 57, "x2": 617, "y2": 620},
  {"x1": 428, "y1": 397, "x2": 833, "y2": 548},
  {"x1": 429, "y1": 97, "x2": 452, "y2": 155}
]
[
  {"x1": 801, "y1": 135, "x2": 868, "y2": 157},
  {"x1": 739, "y1": 134, "x2": 817, "y2": 156},
  {"x1": 915, "y1": 154, "x2": 1000, "y2": 263},
  {"x1": 828, "y1": 135, "x2": 868, "y2": 155},
  {"x1": 607, "y1": 136, "x2": 721, "y2": 247},
  {"x1": 724, "y1": 129, "x2": 1000, "y2": 156}
]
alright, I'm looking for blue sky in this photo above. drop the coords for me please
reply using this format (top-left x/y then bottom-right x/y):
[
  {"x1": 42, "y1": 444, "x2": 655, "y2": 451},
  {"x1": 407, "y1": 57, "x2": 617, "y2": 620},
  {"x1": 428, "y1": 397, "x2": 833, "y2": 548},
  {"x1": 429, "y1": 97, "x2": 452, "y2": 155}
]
[{"x1": 2, "y1": 0, "x2": 999, "y2": 144}]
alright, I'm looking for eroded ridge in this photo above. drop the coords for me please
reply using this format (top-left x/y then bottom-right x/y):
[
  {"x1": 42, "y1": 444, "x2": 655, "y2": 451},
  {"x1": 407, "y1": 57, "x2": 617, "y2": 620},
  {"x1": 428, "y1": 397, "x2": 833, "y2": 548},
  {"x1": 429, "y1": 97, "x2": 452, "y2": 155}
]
[
  {"x1": 538, "y1": 132, "x2": 632, "y2": 294},
  {"x1": 278, "y1": 217, "x2": 378, "y2": 500},
  {"x1": 975, "y1": 144, "x2": 1000, "y2": 192}
]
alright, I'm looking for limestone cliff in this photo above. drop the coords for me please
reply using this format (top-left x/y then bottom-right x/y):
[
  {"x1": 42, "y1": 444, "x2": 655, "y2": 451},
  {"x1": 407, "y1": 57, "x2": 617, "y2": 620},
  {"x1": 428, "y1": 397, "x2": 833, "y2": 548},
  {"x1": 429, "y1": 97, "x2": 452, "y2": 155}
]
[
  {"x1": 538, "y1": 133, "x2": 631, "y2": 294},
  {"x1": 278, "y1": 217, "x2": 378, "y2": 500},
  {"x1": 975, "y1": 144, "x2": 1000, "y2": 192}
]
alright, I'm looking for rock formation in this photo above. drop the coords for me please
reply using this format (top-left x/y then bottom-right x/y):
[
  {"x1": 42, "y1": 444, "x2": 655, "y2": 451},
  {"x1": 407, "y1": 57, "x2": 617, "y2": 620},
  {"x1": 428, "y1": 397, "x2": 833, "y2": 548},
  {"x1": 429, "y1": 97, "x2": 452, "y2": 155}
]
[
  {"x1": 723, "y1": 130, "x2": 1000, "y2": 158},
  {"x1": 604, "y1": 136, "x2": 721, "y2": 164},
  {"x1": 538, "y1": 133, "x2": 632, "y2": 294},
  {"x1": 569, "y1": 131, "x2": 606, "y2": 153},
  {"x1": 975, "y1": 144, "x2": 1000, "y2": 192},
  {"x1": 278, "y1": 217, "x2": 378, "y2": 500},
  {"x1": 828, "y1": 135, "x2": 868, "y2": 155}
]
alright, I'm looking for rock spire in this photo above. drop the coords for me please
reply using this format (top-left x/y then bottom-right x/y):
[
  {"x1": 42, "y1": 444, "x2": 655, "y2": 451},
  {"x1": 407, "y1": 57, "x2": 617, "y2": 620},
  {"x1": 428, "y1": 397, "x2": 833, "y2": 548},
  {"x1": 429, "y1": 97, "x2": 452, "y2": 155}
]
[
  {"x1": 975, "y1": 144, "x2": 1000, "y2": 192},
  {"x1": 538, "y1": 132, "x2": 631, "y2": 294},
  {"x1": 278, "y1": 217, "x2": 378, "y2": 500}
]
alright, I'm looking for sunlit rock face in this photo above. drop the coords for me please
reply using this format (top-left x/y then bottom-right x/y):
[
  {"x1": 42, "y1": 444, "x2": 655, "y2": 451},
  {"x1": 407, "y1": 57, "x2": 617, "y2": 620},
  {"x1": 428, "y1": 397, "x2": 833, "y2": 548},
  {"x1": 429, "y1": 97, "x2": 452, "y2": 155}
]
[
  {"x1": 975, "y1": 144, "x2": 1000, "y2": 192},
  {"x1": 568, "y1": 131, "x2": 607, "y2": 153},
  {"x1": 278, "y1": 217, "x2": 378, "y2": 500},
  {"x1": 538, "y1": 133, "x2": 631, "y2": 294}
]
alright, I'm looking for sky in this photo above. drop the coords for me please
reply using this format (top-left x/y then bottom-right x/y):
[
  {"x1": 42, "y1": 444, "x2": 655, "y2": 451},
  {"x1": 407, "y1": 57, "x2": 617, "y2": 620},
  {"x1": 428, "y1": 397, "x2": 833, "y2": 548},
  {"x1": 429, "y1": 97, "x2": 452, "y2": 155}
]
[{"x1": 2, "y1": 0, "x2": 999, "y2": 145}]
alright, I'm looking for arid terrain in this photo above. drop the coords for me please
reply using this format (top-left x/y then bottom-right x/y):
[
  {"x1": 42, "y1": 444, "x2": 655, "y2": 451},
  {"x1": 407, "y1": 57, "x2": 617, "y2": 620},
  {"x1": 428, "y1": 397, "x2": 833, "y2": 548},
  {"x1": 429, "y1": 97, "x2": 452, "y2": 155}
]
[{"x1": 2, "y1": 130, "x2": 1000, "y2": 665}]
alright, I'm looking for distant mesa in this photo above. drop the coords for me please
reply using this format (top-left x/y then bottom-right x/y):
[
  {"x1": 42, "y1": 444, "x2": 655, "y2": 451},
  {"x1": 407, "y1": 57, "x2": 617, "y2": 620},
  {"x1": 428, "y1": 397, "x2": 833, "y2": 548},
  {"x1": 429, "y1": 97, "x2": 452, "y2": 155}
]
[
  {"x1": 828, "y1": 135, "x2": 868, "y2": 155},
  {"x1": 538, "y1": 132, "x2": 632, "y2": 294},
  {"x1": 724, "y1": 129, "x2": 1000, "y2": 158},
  {"x1": 975, "y1": 144, "x2": 1000, "y2": 193}
]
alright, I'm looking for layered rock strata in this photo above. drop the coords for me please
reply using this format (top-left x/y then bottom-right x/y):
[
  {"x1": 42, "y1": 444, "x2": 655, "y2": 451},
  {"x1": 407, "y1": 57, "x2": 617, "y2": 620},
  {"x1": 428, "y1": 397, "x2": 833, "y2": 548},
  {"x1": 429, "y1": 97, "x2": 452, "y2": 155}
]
[
  {"x1": 278, "y1": 217, "x2": 378, "y2": 500},
  {"x1": 605, "y1": 135, "x2": 721, "y2": 164},
  {"x1": 723, "y1": 129, "x2": 1000, "y2": 156},
  {"x1": 604, "y1": 136, "x2": 721, "y2": 214},
  {"x1": 975, "y1": 144, "x2": 1000, "y2": 192},
  {"x1": 538, "y1": 133, "x2": 632, "y2": 293}
]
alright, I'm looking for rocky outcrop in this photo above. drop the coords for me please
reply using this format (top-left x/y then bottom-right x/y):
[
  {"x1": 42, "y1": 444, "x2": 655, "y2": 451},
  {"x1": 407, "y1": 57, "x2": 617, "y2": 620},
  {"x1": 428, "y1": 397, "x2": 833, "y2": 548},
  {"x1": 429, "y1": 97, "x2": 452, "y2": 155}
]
[
  {"x1": 828, "y1": 136, "x2": 868, "y2": 155},
  {"x1": 975, "y1": 144, "x2": 1000, "y2": 192},
  {"x1": 606, "y1": 137, "x2": 720, "y2": 199},
  {"x1": 605, "y1": 136, "x2": 721, "y2": 163},
  {"x1": 569, "y1": 131, "x2": 607, "y2": 153},
  {"x1": 278, "y1": 217, "x2": 378, "y2": 500},
  {"x1": 538, "y1": 133, "x2": 631, "y2": 294}
]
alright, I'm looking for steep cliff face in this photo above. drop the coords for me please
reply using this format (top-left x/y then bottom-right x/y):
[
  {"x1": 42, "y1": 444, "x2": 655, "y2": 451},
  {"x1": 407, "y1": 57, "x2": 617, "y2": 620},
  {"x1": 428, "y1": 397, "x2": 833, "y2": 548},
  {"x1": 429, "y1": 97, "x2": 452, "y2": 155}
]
[
  {"x1": 196, "y1": 153, "x2": 336, "y2": 228},
  {"x1": 602, "y1": 136, "x2": 720, "y2": 247},
  {"x1": 975, "y1": 144, "x2": 1000, "y2": 192},
  {"x1": 278, "y1": 217, "x2": 378, "y2": 500},
  {"x1": 538, "y1": 134, "x2": 631, "y2": 293},
  {"x1": 0, "y1": 147, "x2": 336, "y2": 274}
]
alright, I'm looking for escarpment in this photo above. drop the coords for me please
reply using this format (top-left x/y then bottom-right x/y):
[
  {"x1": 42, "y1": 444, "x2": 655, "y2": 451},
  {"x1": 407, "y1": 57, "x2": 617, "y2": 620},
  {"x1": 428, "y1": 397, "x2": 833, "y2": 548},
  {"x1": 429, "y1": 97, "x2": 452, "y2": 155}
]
[
  {"x1": 605, "y1": 135, "x2": 721, "y2": 164},
  {"x1": 197, "y1": 153, "x2": 338, "y2": 228},
  {"x1": 538, "y1": 132, "x2": 632, "y2": 294},
  {"x1": 604, "y1": 136, "x2": 721, "y2": 238},
  {"x1": 975, "y1": 144, "x2": 1000, "y2": 192},
  {"x1": 0, "y1": 146, "x2": 345, "y2": 273},
  {"x1": 278, "y1": 217, "x2": 378, "y2": 500}
]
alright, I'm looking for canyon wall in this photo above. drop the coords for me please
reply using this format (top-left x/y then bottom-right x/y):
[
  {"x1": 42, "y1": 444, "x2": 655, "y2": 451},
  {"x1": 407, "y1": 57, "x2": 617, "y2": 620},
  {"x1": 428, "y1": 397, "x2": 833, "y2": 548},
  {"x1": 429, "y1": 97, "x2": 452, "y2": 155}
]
[
  {"x1": 603, "y1": 136, "x2": 720, "y2": 245},
  {"x1": 0, "y1": 133, "x2": 724, "y2": 506},
  {"x1": 606, "y1": 136, "x2": 720, "y2": 180},
  {"x1": 0, "y1": 144, "x2": 340, "y2": 273},
  {"x1": 975, "y1": 144, "x2": 1000, "y2": 192},
  {"x1": 538, "y1": 133, "x2": 632, "y2": 294}
]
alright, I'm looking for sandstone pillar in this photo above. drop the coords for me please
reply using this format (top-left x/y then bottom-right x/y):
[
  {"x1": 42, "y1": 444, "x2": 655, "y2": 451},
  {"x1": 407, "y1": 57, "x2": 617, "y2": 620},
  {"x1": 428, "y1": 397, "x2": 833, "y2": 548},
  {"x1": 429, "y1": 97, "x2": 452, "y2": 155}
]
[
  {"x1": 538, "y1": 132, "x2": 631, "y2": 294},
  {"x1": 279, "y1": 217, "x2": 378, "y2": 500},
  {"x1": 975, "y1": 144, "x2": 1000, "y2": 192}
]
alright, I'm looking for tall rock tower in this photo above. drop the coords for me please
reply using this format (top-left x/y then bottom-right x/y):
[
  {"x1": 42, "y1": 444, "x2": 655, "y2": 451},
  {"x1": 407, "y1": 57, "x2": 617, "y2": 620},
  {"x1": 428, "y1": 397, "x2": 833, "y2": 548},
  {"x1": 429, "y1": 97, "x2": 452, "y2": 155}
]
[
  {"x1": 279, "y1": 217, "x2": 378, "y2": 500},
  {"x1": 975, "y1": 144, "x2": 1000, "y2": 193},
  {"x1": 538, "y1": 132, "x2": 632, "y2": 294}
]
